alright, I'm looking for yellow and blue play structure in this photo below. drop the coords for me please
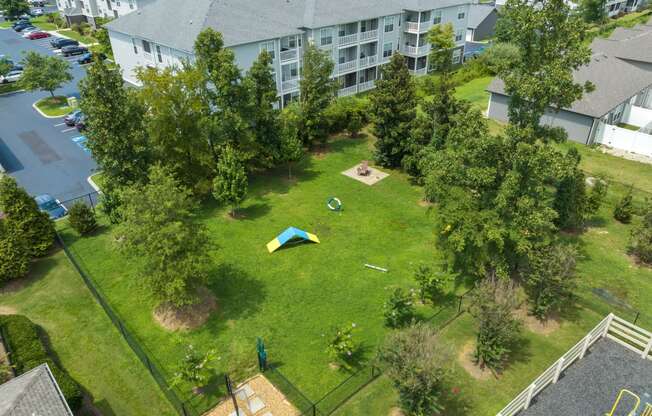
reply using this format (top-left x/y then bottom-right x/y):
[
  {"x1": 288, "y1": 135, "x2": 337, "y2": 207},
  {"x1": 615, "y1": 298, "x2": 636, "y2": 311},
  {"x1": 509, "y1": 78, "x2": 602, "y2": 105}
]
[{"x1": 266, "y1": 226, "x2": 320, "y2": 253}]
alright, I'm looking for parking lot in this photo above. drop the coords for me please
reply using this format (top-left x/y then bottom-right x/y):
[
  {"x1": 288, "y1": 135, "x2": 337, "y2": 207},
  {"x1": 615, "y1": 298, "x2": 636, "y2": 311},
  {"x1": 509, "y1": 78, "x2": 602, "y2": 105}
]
[{"x1": 0, "y1": 23, "x2": 98, "y2": 204}]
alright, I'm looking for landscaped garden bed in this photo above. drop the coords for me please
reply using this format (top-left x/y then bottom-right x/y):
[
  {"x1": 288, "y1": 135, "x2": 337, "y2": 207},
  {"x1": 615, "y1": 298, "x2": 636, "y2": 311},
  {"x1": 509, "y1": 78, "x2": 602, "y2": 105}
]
[{"x1": 34, "y1": 95, "x2": 72, "y2": 117}]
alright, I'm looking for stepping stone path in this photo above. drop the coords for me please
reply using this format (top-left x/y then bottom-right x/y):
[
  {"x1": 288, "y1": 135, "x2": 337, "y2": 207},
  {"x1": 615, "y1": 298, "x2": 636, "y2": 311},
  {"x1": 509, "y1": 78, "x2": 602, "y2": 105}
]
[{"x1": 232, "y1": 382, "x2": 273, "y2": 415}]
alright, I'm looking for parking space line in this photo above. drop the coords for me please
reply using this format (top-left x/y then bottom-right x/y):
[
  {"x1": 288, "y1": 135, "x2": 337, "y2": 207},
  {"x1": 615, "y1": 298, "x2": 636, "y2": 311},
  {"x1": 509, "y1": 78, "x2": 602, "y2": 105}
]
[
  {"x1": 61, "y1": 127, "x2": 76, "y2": 133},
  {"x1": 54, "y1": 123, "x2": 66, "y2": 127}
]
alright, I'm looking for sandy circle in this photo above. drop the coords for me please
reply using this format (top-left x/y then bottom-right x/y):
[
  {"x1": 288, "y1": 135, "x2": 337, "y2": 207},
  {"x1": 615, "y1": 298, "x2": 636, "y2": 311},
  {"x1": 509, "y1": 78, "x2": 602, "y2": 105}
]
[
  {"x1": 389, "y1": 407, "x2": 405, "y2": 416},
  {"x1": 153, "y1": 288, "x2": 217, "y2": 331},
  {"x1": 418, "y1": 199, "x2": 434, "y2": 208},
  {"x1": 514, "y1": 306, "x2": 560, "y2": 335},
  {"x1": 457, "y1": 341, "x2": 493, "y2": 380},
  {"x1": 0, "y1": 306, "x2": 18, "y2": 315}
]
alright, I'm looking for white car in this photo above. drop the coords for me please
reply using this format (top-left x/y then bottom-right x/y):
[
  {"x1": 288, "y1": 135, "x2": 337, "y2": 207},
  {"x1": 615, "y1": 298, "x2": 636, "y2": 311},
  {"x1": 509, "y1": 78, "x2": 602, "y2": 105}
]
[
  {"x1": 0, "y1": 70, "x2": 23, "y2": 84},
  {"x1": 30, "y1": 8, "x2": 44, "y2": 16},
  {"x1": 22, "y1": 27, "x2": 40, "y2": 37}
]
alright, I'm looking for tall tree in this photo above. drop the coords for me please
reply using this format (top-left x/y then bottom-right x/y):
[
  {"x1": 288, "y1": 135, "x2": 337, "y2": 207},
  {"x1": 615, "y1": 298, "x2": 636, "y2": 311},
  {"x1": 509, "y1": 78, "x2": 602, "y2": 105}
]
[
  {"x1": 79, "y1": 59, "x2": 150, "y2": 186},
  {"x1": 116, "y1": 165, "x2": 212, "y2": 308},
  {"x1": 279, "y1": 103, "x2": 304, "y2": 179},
  {"x1": 244, "y1": 50, "x2": 282, "y2": 168},
  {"x1": 0, "y1": 57, "x2": 12, "y2": 77},
  {"x1": 194, "y1": 29, "x2": 253, "y2": 164},
  {"x1": 212, "y1": 145, "x2": 248, "y2": 217},
  {"x1": 0, "y1": 219, "x2": 30, "y2": 283},
  {"x1": 0, "y1": 176, "x2": 54, "y2": 257},
  {"x1": 137, "y1": 65, "x2": 213, "y2": 191},
  {"x1": 299, "y1": 42, "x2": 336, "y2": 146},
  {"x1": 0, "y1": 0, "x2": 29, "y2": 19},
  {"x1": 370, "y1": 53, "x2": 417, "y2": 168},
  {"x1": 553, "y1": 148, "x2": 588, "y2": 230},
  {"x1": 579, "y1": 0, "x2": 607, "y2": 24},
  {"x1": 498, "y1": 0, "x2": 593, "y2": 138},
  {"x1": 19, "y1": 52, "x2": 72, "y2": 98}
]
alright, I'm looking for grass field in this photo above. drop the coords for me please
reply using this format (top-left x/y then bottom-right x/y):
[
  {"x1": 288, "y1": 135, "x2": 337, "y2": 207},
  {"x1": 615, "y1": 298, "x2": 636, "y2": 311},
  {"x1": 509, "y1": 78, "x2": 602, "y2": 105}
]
[
  {"x1": 454, "y1": 76, "x2": 492, "y2": 111},
  {"x1": 0, "y1": 250, "x2": 175, "y2": 416},
  {"x1": 56, "y1": 29, "x2": 97, "y2": 45},
  {"x1": 35, "y1": 95, "x2": 72, "y2": 117}
]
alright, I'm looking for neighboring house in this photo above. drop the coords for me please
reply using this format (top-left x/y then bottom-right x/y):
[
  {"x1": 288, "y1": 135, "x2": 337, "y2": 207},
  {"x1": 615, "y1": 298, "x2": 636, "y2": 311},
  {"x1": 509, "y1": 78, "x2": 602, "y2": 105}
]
[
  {"x1": 105, "y1": 0, "x2": 472, "y2": 106},
  {"x1": 55, "y1": 0, "x2": 153, "y2": 27},
  {"x1": 494, "y1": 0, "x2": 640, "y2": 16},
  {"x1": 0, "y1": 363, "x2": 73, "y2": 416},
  {"x1": 487, "y1": 23, "x2": 652, "y2": 149},
  {"x1": 466, "y1": 3, "x2": 498, "y2": 41}
]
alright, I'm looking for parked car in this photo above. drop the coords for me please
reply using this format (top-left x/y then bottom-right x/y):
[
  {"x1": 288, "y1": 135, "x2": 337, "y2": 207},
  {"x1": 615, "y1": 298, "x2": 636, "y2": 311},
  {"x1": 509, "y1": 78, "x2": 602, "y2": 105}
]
[
  {"x1": 77, "y1": 52, "x2": 106, "y2": 65},
  {"x1": 61, "y1": 45, "x2": 88, "y2": 57},
  {"x1": 28, "y1": 0, "x2": 46, "y2": 6},
  {"x1": 34, "y1": 194, "x2": 67, "y2": 220},
  {"x1": 13, "y1": 23, "x2": 35, "y2": 32},
  {"x1": 26, "y1": 30, "x2": 50, "y2": 40},
  {"x1": 0, "y1": 70, "x2": 23, "y2": 84},
  {"x1": 30, "y1": 8, "x2": 44, "y2": 16},
  {"x1": 75, "y1": 114, "x2": 86, "y2": 132},
  {"x1": 21, "y1": 27, "x2": 40, "y2": 37},
  {"x1": 50, "y1": 37, "x2": 78, "y2": 49},
  {"x1": 63, "y1": 109, "x2": 82, "y2": 126},
  {"x1": 11, "y1": 19, "x2": 30, "y2": 28}
]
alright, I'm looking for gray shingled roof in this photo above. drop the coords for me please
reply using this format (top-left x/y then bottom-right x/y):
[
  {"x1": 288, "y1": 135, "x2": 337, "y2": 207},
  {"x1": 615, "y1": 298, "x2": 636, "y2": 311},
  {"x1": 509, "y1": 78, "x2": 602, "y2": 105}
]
[
  {"x1": 0, "y1": 364, "x2": 72, "y2": 416},
  {"x1": 488, "y1": 23, "x2": 652, "y2": 118},
  {"x1": 106, "y1": 0, "x2": 470, "y2": 51},
  {"x1": 467, "y1": 4, "x2": 496, "y2": 29}
]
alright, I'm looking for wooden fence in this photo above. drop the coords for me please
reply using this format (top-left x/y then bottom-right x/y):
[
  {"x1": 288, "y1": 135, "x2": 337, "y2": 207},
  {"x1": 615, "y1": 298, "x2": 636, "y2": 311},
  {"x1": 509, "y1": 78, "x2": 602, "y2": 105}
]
[{"x1": 497, "y1": 314, "x2": 652, "y2": 416}]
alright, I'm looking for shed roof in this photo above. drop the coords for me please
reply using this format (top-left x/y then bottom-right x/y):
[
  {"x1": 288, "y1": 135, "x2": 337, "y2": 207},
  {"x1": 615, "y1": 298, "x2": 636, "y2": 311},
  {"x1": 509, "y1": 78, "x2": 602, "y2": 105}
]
[
  {"x1": 0, "y1": 364, "x2": 73, "y2": 416},
  {"x1": 467, "y1": 4, "x2": 496, "y2": 29}
]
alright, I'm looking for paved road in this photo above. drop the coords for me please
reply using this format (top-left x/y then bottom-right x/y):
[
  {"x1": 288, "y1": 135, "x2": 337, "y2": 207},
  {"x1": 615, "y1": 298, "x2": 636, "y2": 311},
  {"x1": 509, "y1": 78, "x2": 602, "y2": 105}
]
[{"x1": 0, "y1": 25, "x2": 97, "y2": 203}]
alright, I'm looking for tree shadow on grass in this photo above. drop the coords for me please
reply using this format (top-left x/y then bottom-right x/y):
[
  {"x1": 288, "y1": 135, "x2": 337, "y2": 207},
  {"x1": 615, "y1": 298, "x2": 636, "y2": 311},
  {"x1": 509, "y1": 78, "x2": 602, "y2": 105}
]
[
  {"x1": 0, "y1": 255, "x2": 59, "y2": 295},
  {"x1": 504, "y1": 335, "x2": 532, "y2": 370},
  {"x1": 207, "y1": 264, "x2": 267, "y2": 322},
  {"x1": 237, "y1": 201, "x2": 272, "y2": 221},
  {"x1": 439, "y1": 385, "x2": 473, "y2": 416}
]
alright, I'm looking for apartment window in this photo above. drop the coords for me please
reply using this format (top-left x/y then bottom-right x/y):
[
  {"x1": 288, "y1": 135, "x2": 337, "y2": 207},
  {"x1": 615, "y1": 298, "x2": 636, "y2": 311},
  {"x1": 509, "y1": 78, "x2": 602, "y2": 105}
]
[
  {"x1": 260, "y1": 40, "x2": 275, "y2": 60},
  {"x1": 281, "y1": 35, "x2": 299, "y2": 51},
  {"x1": 320, "y1": 28, "x2": 333, "y2": 46},
  {"x1": 156, "y1": 45, "x2": 162, "y2": 63},
  {"x1": 384, "y1": 16, "x2": 395, "y2": 32},
  {"x1": 457, "y1": 6, "x2": 465, "y2": 19},
  {"x1": 383, "y1": 42, "x2": 393, "y2": 58},
  {"x1": 452, "y1": 49, "x2": 461, "y2": 64},
  {"x1": 132, "y1": 38, "x2": 138, "y2": 54},
  {"x1": 433, "y1": 10, "x2": 442, "y2": 25},
  {"x1": 455, "y1": 29, "x2": 464, "y2": 42},
  {"x1": 129, "y1": 0, "x2": 134, "y2": 8},
  {"x1": 282, "y1": 62, "x2": 298, "y2": 81},
  {"x1": 142, "y1": 40, "x2": 151, "y2": 54}
]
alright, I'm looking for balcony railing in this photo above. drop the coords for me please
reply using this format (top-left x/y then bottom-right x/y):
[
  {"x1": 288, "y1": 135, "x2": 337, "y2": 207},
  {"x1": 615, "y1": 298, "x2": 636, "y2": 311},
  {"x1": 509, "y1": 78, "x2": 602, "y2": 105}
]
[
  {"x1": 338, "y1": 85, "x2": 358, "y2": 97},
  {"x1": 359, "y1": 29, "x2": 378, "y2": 42},
  {"x1": 358, "y1": 55, "x2": 377, "y2": 69},
  {"x1": 281, "y1": 78, "x2": 299, "y2": 91},
  {"x1": 409, "y1": 67, "x2": 428, "y2": 76},
  {"x1": 401, "y1": 44, "x2": 430, "y2": 56},
  {"x1": 280, "y1": 49, "x2": 298, "y2": 62},
  {"x1": 405, "y1": 21, "x2": 420, "y2": 32},
  {"x1": 358, "y1": 80, "x2": 376, "y2": 93},
  {"x1": 337, "y1": 60, "x2": 357, "y2": 73},
  {"x1": 338, "y1": 33, "x2": 358, "y2": 46}
]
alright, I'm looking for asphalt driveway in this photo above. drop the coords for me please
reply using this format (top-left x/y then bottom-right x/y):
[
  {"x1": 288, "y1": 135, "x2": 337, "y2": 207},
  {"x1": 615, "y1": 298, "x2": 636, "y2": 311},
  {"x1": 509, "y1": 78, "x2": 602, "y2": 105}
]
[{"x1": 0, "y1": 24, "x2": 97, "y2": 202}]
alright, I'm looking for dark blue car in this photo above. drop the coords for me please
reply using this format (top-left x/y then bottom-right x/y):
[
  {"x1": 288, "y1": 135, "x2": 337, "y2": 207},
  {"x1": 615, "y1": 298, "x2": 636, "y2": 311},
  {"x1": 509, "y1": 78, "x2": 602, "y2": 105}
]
[
  {"x1": 64, "y1": 109, "x2": 83, "y2": 126},
  {"x1": 34, "y1": 194, "x2": 67, "y2": 220}
]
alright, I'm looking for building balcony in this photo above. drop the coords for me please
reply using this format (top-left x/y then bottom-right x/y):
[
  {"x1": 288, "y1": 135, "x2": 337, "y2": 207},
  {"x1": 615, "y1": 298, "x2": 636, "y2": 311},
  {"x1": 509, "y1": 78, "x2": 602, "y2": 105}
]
[
  {"x1": 282, "y1": 78, "x2": 299, "y2": 91},
  {"x1": 338, "y1": 85, "x2": 358, "y2": 97},
  {"x1": 358, "y1": 80, "x2": 376, "y2": 93},
  {"x1": 401, "y1": 44, "x2": 430, "y2": 56},
  {"x1": 409, "y1": 67, "x2": 428, "y2": 76},
  {"x1": 337, "y1": 60, "x2": 357, "y2": 74},
  {"x1": 280, "y1": 48, "x2": 298, "y2": 62},
  {"x1": 358, "y1": 55, "x2": 377, "y2": 69},
  {"x1": 338, "y1": 33, "x2": 359, "y2": 46},
  {"x1": 359, "y1": 30, "x2": 378, "y2": 42},
  {"x1": 404, "y1": 20, "x2": 432, "y2": 33}
]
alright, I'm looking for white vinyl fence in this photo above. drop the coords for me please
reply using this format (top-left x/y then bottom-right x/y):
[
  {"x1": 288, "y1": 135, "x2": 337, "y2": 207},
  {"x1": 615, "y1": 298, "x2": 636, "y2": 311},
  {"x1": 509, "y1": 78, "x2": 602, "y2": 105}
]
[
  {"x1": 598, "y1": 124, "x2": 652, "y2": 157},
  {"x1": 496, "y1": 314, "x2": 652, "y2": 416}
]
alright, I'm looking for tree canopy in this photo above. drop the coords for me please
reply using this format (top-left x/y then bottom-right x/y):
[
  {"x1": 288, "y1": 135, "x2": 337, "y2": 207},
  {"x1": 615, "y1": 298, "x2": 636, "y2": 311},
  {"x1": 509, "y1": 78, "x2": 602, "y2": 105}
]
[{"x1": 19, "y1": 52, "x2": 72, "y2": 97}]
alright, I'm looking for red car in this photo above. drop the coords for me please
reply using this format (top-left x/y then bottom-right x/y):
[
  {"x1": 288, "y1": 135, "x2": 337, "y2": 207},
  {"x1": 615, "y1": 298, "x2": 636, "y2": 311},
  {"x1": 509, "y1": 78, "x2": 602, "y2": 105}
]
[{"x1": 27, "y1": 31, "x2": 50, "y2": 40}]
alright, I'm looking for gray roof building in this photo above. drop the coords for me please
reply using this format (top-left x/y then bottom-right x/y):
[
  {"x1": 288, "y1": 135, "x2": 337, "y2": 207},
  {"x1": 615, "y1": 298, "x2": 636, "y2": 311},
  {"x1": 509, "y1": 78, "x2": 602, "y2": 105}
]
[{"x1": 0, "y1": 364, "x2": 73, "y2": 416}]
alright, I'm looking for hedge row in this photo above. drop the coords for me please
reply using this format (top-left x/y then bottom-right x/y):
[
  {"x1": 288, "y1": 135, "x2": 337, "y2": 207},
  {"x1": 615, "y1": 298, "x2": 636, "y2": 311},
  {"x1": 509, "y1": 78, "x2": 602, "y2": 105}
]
[{"x1": 0, "y1": 315, "x2": 83, "y2": 411}]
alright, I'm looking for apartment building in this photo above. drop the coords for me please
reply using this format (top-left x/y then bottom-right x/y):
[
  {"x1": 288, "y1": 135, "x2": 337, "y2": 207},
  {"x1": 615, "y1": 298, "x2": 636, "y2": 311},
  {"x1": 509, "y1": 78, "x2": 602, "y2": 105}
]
[
  {"x1": 106, "y1": 0, "x2": 471, "y2": 105},
  {"x1": 55, "y1": 0, "x2": 151, "y2": 27}
]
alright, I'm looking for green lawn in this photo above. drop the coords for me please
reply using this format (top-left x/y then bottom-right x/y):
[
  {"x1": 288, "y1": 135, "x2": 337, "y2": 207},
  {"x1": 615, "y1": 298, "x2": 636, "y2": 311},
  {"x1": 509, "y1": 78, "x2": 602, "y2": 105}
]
[
  {"x1": 35, "y1": 96, "x2": 72, "y2": 117},
  {"x1": 31, "y1": 15, "x2": 58, "y2": 31},
  {"x1": 0, "y1": 21, "x2": 11, "y2": 29},
  {"x1": 454, "y1": 76, "x2": 492, "y2": 111},
  {"x1": 0, "y1": 250, "x2": 175, "y2": 416},
  {"x1": 56, "y1": 29, "x2": 97, "y2": 45},
  {"x1": 0, "y1": 83, "x2": 22, "y2": 95},
  {"x1": 58, "y1": 135, "x2": 455, "y2": 411}
]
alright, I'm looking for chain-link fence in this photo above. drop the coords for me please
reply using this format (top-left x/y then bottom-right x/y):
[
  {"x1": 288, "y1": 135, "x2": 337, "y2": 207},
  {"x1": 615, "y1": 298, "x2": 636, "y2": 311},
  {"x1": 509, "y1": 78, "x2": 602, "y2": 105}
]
[{"x1": 58, "y1": 191, "x2": 101, "y2": 212}]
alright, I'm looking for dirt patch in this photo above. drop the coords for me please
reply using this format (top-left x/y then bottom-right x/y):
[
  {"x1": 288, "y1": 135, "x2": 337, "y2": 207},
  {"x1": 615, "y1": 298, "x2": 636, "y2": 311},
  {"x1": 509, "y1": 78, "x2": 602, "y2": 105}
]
[
  {"x1": 311, "y1": 145, "x2": 331, "y2": 160},
  {"x1": 153, "y1": 288, "x2": 217, "y2": 331},
  {"x1": 389, "y1": 407, "x2": 405, "y2": 416},
  {"x1": 0, "y1": 306, "x2": 18, "y2": 315},
  {"x1": 514, "y1": 306, "x2": 560, "y2": 335},
  {"x1": 457, "y1": 341, "x2": 492, "y2": 380},
  {"x1": 418, "y1": 199, "x2": 434, "y2": 208}
]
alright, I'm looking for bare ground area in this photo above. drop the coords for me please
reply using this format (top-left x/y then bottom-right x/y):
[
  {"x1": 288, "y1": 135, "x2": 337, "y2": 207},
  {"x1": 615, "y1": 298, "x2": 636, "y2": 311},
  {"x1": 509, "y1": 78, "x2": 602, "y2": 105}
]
[
  {"x1": 153, "y1": 288, "x2": 217, "y2": 331},
  {"x1": 514, "y1": 306, "x2": 561, "y2": 336},
  {"x1": 457, "y1": 341, "x2": 492, "y2": 381}
]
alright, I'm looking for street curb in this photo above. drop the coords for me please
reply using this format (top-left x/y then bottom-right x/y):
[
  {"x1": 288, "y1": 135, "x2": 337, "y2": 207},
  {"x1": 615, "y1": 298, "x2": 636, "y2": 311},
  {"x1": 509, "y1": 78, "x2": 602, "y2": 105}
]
[
  {"x1": 87, "y1": 174, "x2": 102, "y2": 193},
  {"x1": 32, "y1": 100, "x2": 66, "y2": 118},
  {"x1": 0, "y1": 88, "x2": 25, "y2": 97}
]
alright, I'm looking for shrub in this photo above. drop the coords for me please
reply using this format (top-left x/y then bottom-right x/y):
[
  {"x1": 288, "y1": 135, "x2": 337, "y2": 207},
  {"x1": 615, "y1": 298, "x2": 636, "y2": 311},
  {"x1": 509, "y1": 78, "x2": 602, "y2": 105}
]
[
  {"x1": 0, "y1": 220, "x2": 31, "y2": 283},
  {"x1": 377, "y1": 323, "x2": 453, "y2": 415},
  {"x1": 326, "y1": 323, "x2": 358, "y2": 369},
  {"x1": 479, "y1": 42, "x2": 521, "y2": 75},
  {"x1": 629, "y1": 206, "x2": 652, "y2": 264},
  {"x1": 172, "y1": 345, "x2": 217, "y2": 392},
  {"x1": 0, "y1": 315, "x2": 83, "y2": 410},
  {"x1": 413, "y1": 264, "x2": 451, "y2": 304},
  {"x1": 468, "y1": 275, "x2": 521, "y2": 372},
  {"x1": 586, "y1": 176, "x2": 608, "y2": 213},
  {"x1": 383, "y1": 288, "x2": 416, "y2": 328},
  {"x1": 324, "y1": 97, "x2": 369, "y2": 136},
  {"x1": 524, "y1": 243, "x2": 579, "y2": 320},
  {"x1": 70, "y1": 23, "x2": 81, "y2": 35},
  {"x1": 68, "y1": 202, "x2": 97, "y2": 235},
  {"x1": 614, "y1": 188, "x2": 634, "y2": 223}
]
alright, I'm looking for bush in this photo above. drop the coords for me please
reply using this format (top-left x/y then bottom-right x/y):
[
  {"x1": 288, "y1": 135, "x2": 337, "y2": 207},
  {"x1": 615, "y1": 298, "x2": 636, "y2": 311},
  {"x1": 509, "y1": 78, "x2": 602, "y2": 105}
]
[
  {"x1": 479, "y1": 43, "x2": 520, "y2": 75},
  {"x1": 413, "y1": 264, "x2": 451, "y2": 304},
  {"x1": 70, "y1": 23, "x2": 81, "y2": 35},
  {"x1": 629, "y1": 206, "x2": 652, "y2": 264},
  {"x1": 0, "y1": 220, "x2": 31, "y2": 283},
  {"x1": 614, "y1": 188, "x2": 634, "y2": 223},
  {"x1": 68, "y1": 202, "x2": 97, "y2": 235},
  {"x1": 377, "y1": 323, "x2": 452, "y2": 415},
  {"x1": 324, "y1": 97, "x2": 369, "y2": 136},
  {"x1": 0, "y1": 315, "x2": 83, "y2": 410},
  {"x1": 326, "y1": 323, "x2": 358, "y2": 369},
  {"x1": 384, "y1": 288, "x2": 416, "y2": 328}
]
